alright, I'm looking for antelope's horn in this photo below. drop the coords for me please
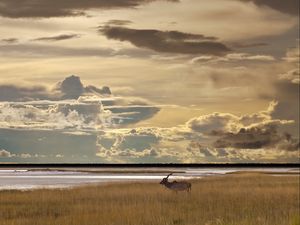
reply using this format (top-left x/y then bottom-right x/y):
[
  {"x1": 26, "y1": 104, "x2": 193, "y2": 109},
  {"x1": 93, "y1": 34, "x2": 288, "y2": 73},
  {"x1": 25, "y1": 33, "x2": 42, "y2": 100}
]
[{"x1": 166, "y1": 173, "x2": 173, "y2": 179}]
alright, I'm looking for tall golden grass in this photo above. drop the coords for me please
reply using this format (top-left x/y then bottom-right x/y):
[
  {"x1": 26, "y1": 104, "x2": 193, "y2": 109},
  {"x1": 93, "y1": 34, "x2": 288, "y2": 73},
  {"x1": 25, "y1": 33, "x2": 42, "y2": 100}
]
[{"x1": 0, "y1": 173, "x2": 299, "y2": 225}]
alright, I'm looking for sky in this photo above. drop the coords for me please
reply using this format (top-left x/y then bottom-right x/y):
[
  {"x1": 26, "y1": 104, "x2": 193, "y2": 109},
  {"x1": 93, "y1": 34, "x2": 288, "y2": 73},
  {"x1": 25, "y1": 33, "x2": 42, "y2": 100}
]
[{"x1": 0, "y1": 0, "x2": 299, "y2": 163}]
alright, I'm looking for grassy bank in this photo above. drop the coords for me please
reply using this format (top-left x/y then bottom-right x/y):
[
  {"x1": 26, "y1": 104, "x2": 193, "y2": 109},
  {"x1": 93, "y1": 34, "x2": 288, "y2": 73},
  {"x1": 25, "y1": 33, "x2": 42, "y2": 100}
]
[{"x1": 0, "y1": 174, "x2": 299, "y2": 225}]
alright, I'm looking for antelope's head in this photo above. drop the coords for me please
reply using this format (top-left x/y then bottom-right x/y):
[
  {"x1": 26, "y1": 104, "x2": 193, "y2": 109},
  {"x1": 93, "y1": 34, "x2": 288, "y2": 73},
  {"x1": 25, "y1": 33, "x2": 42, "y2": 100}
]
[{"x1": 160, "y1": 173, "x2": 172, "y2": 185}]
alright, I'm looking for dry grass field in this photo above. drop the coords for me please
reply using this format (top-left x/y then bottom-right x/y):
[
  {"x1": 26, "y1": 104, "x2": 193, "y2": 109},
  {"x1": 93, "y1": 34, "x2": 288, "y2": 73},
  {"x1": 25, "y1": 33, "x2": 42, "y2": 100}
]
[{"x1": 0, "y1": 173, "x2": 299, "y2": 225}]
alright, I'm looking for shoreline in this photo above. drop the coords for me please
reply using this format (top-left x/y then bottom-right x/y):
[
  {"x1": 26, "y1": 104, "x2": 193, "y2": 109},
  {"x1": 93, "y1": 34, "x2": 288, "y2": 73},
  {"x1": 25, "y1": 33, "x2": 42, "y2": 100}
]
[{"x1": 0, "y1": 168, "x2": 299, "y2": 192}]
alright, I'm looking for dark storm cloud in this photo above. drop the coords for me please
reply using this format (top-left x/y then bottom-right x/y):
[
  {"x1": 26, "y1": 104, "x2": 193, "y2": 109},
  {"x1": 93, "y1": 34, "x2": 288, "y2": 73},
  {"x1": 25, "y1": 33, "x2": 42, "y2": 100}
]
[
  {"x1": 0, "y1": 0, "x2": 178, "y2": 18},
  {"x1": 100, "y1": 26, "x2": 230, "y2": 55},
  {"x1": 239, "y1": 0, "x2": 299, "y2": 15},
  {"x1": 55, "y1": 75, "x2": 85, "y2": 99},
  {"x1": 213, "y1": 125, "x2": 299, "y2": 151},
  {"x1": 32, "y1": 34, "x2": 81, "y2": 42},
  {"x1": 0, "y1": 84, "x2": 52, "y2": 101},
  {"x1": 54, "y1": 75, "x2": 112, "y2": 99}
]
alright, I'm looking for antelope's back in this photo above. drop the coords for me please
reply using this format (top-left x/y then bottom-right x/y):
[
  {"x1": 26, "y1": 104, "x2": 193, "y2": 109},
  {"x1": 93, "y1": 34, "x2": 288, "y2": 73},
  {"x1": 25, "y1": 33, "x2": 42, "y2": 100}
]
[{"x1": 171, "y1": 181, "x2": 191, "y2": 191}]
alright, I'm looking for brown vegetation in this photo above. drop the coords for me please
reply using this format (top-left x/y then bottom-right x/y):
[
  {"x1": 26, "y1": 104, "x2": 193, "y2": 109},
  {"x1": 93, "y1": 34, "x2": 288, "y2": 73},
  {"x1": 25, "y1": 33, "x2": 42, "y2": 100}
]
[{"x1": 0, "y1": 174, "x2": 299, "y2": 225}]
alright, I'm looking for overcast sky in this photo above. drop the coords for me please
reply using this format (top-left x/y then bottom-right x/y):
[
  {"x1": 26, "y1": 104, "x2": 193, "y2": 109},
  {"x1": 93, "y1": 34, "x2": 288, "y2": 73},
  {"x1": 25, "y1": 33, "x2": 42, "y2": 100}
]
[{"x1": 0, "y1": 0, "x2": 299, "y2": 163}]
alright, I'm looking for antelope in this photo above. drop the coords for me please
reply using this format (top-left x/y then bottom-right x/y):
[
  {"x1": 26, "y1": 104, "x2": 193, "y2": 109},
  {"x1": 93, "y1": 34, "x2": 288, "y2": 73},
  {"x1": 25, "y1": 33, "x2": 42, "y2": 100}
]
[{"x1": 160, "y1": 173, "x2": 191, "y2": 192}]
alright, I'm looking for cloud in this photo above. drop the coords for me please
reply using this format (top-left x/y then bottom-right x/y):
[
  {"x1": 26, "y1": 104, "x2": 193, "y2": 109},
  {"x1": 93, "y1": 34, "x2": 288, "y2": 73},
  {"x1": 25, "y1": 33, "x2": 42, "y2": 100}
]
[
  {"x1": 0, "y1": 44, "x2": 113, "y2": 58},
  {"x1": 0, "y1": 84, "x2": 52, "y2": 101},
  {"x1": 0, "y1": 75, "x2": 112, "y2": 102},
  {"x1": 100, "y1": 26, "x2": 230, "y2": 55},
  {"x1": 238, "y1": 0, "x2": 299, "y2": 15},
  {"x1": 102, "y1": 96, "x2": 161, "y2": 124},
  {"x1": 0, "y1": 97, "x2": 159, "y2": 130},
  {"x1": 0, "y1": 72, "x2": 297, "y2": 163},
  {"x1": 1, "y1": 38, "x2": 18, "y2": 44},
  {"x1": 0, "y1": 149, "x2": 13, "y2": 157},
  {"x1": 186, "y1": 101, "x2": 298, "y2": 151},
  {"x1": 0, "y1": 0, "x2": 178, "y2": 18},
  {"x1": 31, "y1": 34, "x2": 81, "y2": 42},
  {"x1": 232, "y1": 54, "x2": 275, "y2": 61},
  {"x1": 0, "y1": 43, "x2": 156, "y2": 59},
  {"x1": 85, "y1": 86, "x2": 112, "y2": 95},
  {"x1": 187, "y1": 112, "x2": 240, "y2": 134},
  {"x1": 188, "y1": 101, "x2": 292, "y2": 134},
  {"x1": 20, "y1": 153, "x2": 31, "y2": 158},
  {"x1": 187, "y1": 142, "x2": 230, "y2": 158},
  {"x1": 0, "y1": 100, "x2": 111, "y2": 130},
  {"x1": 95, "y1": 104, "x2": 299, "y2": 162},
  {"x1": 186, "y1": 140, "x2": 299, "y2": 163},
  {"x1": 270, "y1": 80, "x2": 299, "y2": 136},
  {"x1": 55, "y1": 76, "x2": 159, "y2": 125},
  {"x1": 104, "y1": 20, "x2": 133, "y2": 26},
  {"x1": 55, "y1": 75, "x2": 85, "y2": 99},
  {"x1": 279, "y1": 68, "x2": 300, "y2": 84},
  {"x1": 107, "y1": 105, "x2": 160, "y2": 125},
  {"x1": 231, "y1": 42, "x2": 268, "y2": 48},
  {"x1": 0, "y1": 100, "x2": 298, "y2": 163},
  {"x1": 199, "y1": 147, "x2": 214, "y2": 157},
  {"x1": 213, "y1": 125, "x2": 299, "y2": 151},
  {"x1": 283, "y1": 47, "x2": 299, "y2": 63},
  {"x1": 0, "y1": 76, "x2": 160, "y2": 128},
  {"x1": 191, "y1": 53, "x2": 275, "y2": 64},
  {"x1": 279, "y1": 46, "x2": 299, "y2": 84},
  {"x1": 186, "y1": 102, "x2": 280, "y2": 134},
  {"x1": 97, "y1": 128, "x2": 160, "y2": 154},
  {"x1": 96, "y1": 145, "x2": 162, "y2": 163},
  {"x1": 266, "y1": 46, "x2": 300, "y2": 137},
  {"x1": 96, "y1": 128, "x2": 176, "y2": 162},
  {"x1": 100, "y1": 96, "x2": 160, "y2": 124},
  {"x1": 96, "y1": 102, "x2": 297, "y2": 161}
]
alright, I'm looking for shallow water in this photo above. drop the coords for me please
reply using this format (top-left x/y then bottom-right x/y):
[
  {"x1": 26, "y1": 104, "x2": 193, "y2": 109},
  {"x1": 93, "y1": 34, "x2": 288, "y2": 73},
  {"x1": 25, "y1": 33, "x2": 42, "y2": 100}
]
[{"x1": 0, "y1": 167, "x2": 297, "y2": 190}]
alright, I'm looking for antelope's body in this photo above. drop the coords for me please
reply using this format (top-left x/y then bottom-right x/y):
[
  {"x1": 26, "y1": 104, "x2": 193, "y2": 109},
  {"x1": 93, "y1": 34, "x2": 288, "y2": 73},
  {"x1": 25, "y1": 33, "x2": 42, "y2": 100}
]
[{"x1": 160, "y1": 173, "x2": 191, "y2": 192}]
